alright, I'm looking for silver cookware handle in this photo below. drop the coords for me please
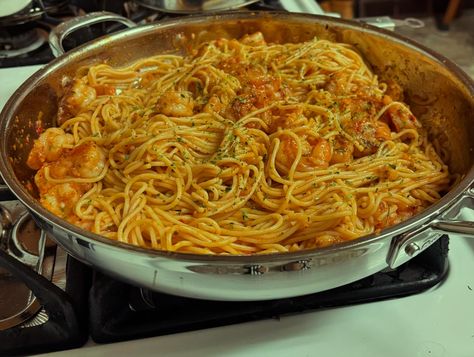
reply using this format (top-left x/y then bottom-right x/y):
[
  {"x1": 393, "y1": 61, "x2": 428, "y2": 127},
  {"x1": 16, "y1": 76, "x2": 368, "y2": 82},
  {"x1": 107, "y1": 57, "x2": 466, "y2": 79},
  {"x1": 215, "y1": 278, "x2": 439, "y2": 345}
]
[
  {"x1": 430, "y1": 187, "x2": 474, "y2": 236},
  {"x1": 358, "y1": 16, "x2": 424, "y2": 31},
  {"x1": 431, "y1": 220, "x2": 474, "y2": 235},
  {"x1": 388, "y1": 188, "x2": 474, "y2": 268},
  {"x1": 49, "y1": 11, "x2": 136, "y2": 57}
]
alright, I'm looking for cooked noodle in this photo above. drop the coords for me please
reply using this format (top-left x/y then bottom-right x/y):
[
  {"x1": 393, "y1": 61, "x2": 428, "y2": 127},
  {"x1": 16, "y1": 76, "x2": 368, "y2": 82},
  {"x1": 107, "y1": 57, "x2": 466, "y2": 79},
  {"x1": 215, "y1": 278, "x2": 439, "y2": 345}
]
[{"x1": 27, "y1": 33, "x2": 451, "y2": 254}]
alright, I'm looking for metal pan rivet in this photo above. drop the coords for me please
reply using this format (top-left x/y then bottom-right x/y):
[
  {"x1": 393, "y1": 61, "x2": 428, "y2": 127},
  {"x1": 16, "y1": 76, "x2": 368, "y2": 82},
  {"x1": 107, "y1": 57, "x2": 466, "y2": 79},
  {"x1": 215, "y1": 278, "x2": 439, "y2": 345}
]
[{"x1": 405, "y1": 242, "x2": 421, "y2": 257}]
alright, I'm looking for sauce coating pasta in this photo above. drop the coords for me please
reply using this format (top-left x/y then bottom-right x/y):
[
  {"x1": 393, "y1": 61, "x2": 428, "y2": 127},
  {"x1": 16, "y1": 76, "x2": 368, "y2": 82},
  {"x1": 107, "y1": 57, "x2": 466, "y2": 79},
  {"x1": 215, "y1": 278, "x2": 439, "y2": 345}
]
[{"x1": 27, "y1": 33, "x2": 451, "y2": 254}]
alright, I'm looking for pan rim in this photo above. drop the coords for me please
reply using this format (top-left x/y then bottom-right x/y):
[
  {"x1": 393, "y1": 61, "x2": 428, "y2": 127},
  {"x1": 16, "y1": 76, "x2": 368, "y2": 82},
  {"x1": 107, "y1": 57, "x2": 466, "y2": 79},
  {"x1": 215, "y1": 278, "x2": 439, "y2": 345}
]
[{"x1": 0, "y1": 10, "x2": 473, "y2": 263}]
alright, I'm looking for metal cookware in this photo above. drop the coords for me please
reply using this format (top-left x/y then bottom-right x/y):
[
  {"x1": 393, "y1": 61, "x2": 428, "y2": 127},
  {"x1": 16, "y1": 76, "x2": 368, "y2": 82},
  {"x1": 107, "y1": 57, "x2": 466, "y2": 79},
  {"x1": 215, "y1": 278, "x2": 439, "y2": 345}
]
[
  {"x1": 1, "y1": 11, "x2": 473, "y2": 301},
  {"x1": 135, "y1": 0, "x2": 260, "y2": 13}
]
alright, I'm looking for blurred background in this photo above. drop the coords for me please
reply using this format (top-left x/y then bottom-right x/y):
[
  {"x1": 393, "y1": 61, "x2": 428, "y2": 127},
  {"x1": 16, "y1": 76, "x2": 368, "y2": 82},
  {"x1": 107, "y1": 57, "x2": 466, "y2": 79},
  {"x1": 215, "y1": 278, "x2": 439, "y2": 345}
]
[
  {"x1": 319, "y1": 0, "x2": 473, "y2": 77},
  {"x1": 0, "y1": 0, "x2": 472, "y2": 76}
]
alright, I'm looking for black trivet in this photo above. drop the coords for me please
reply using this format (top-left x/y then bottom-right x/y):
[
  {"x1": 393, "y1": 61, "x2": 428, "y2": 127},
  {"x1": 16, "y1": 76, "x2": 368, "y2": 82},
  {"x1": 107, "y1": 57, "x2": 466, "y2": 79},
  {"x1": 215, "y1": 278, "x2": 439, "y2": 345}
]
[
  {"x1": 0, "y1": 254, "x2": 91, "y2": 356},
  {"x1": 89, "y1": 236, "x2": 449, "y2": 343},
  {"x1": 0, "y1": 43, "x2": 54, "y2": 69}
]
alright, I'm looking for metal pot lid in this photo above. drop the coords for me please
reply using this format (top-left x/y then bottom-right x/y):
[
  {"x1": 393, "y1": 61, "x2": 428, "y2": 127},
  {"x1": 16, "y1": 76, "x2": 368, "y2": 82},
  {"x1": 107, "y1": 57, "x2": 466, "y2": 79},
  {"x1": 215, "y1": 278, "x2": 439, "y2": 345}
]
[
  {"x1": 0, "y1": 0, "x2": 32, "y2": 18},
  {"x1": 0, "y1": 0, "x2": 68, "y2": 26},
  {"x1": 134, "y1": 0, "x2": 260, "y2": 14}
]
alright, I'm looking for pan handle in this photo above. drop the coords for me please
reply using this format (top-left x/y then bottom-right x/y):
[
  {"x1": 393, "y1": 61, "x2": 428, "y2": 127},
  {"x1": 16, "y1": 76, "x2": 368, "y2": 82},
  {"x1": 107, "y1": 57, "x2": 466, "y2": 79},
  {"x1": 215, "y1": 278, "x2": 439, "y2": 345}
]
[
  {"x1": 388, "y1": 187, "x2": 474, "y2": 268},
  {"x1": 358, "y1": 16, "x2": 424, "y2": 30},
  {"x1": 49, "y1": 11, "x2": 137, "y2": 57},
  {"x1": 429, "y1": 187, "x2": 474, "y2": 236}
]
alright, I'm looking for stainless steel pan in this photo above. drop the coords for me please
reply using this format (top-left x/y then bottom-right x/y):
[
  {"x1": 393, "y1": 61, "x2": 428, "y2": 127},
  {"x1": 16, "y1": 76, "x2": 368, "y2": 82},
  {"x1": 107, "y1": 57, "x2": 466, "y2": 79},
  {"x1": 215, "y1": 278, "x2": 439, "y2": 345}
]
[{"x1": 1, "y1": 11, "x2": 473, "y2": 301}]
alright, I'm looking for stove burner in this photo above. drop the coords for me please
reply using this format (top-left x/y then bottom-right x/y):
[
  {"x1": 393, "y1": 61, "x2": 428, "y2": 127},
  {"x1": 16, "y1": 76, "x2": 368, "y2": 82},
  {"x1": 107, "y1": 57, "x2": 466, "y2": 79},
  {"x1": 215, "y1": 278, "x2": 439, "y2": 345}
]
[
  {"x1": 0, "y1": 27, "x2": 47, "y2": 58},
  {"x1": 0, "y1": 206, "x2": 88, "y2": 354},
  {"x1": 0, "y1": 202, "x2": 451, "y2": 353},
  {"x1": 0, "y1": 26, "x2": 39, "y2": 50},
  {"x1": 0, "y1": 201, "x2": 71, "y2": 334},
  {"x1": 0, "y1": 0, "x2": 70, "y2": 26},
  {"x1": 89, "y1": 236, "x2": 449, "y2": 343},
  {"x1": 10, "y1": 213, "x2": 41, "y2": 265},
  {"x1": 0, "y1": 205, "x2": 42, "y2": 331},
  {"x1": 0, "y1": 0, "x2": 81, "y2": 67}
]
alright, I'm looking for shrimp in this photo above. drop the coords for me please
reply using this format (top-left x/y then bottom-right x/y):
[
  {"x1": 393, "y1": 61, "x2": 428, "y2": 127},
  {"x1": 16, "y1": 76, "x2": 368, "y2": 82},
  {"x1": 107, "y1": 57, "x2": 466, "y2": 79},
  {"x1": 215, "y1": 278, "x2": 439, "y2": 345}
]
[
  {"x1": 157, "y1": 90, "x2": 194, "y2": 117},
  {"x1": 267, "y1": 107, "x2": 303, "y2": 133},
  {"x1": 57, "y1": 79, "x2": 97, "y2": 124},
  {"x1": 381, "y1": 95, "x2": 420, "y2": 132},
  {"x1": 384, "y1": 80, "x2": 404, "y2": 102},
  {"x1": 277, "y1": 135, "x2": 332, "y2": 172},
  {"x1": 384, "y1": 107, "x2": 420, "y2": 132},
  {"x1": 34, "y1": 163, "x2": 92, "y2": 219},
  {"x1": 374, "y1": 121, "x2": 391, "y2": 140},
  {"x1": 203, "y1": 95, "x2": 226, "y2": 114},
  {"x1": 49, "y1": 141, "x2": 106, "y2": 179},
  {"x1": 330, "y1": 136, "x2": 354, "y2": 164},
  {"x1": 215, "y1": 58, "x2": 285, "y2": 122},
  {"x1": 240, "y1": 32, "x2": 266, "y2": 46},
  {"x1": 34, "y1": 141, "x2": 105, "y2": 220},
  {"x1": 333, "y1": 94, "x2": 393, "y2": 158},
  {"x1": 93, "y1": 84, "x2": 116, "y2": 96},
  {"x1": 374, "y1": 202, "x2": 420, "y2": 231},
  {"x1": 39, "y1": 181, "x2": 91, "y2": 219},
  {"x1": 27, "y1": 128, "x2": 74, "y2": 170},
  {"x1": 229, "y1": 72, "x2": 283, "y2": 122},
  {"x1": 344, "y1": 119, "x2": 392, "y2": 157}
]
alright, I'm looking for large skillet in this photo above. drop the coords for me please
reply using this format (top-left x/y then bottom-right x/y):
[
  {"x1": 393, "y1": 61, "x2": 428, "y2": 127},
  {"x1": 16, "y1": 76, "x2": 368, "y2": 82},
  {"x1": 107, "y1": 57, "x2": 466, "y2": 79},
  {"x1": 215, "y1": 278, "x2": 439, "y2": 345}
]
[{"x1": 1, "y1": 11, "x2": 473, "y2": 301}]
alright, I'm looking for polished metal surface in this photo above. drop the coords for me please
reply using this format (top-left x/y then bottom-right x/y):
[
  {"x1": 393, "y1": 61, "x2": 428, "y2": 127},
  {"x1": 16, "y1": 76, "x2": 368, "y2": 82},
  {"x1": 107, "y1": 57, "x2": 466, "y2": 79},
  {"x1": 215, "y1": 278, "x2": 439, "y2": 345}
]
[
  {"x1": 0, "y1": 201, "x2": 63, "y2": 330},
  {"x1": 20, "y1": 308, "x2": 49, "y2": 328},
  {"x1": 0, "y1": 0, "x2": 69, "y2": 26},
  {"x1": 1, "y1": 12, "x2": 473, "y2": 300},
  {"x1": 0, "y1": 202, "x2": 41, "y2": 330},
  {"x1": 49, "y1": 12, "x2": 136, "y2": 57},
  {"x1": 432, "y1": 220, "x2": 474, "y2": 235},
  {"x1": 135, "y1": 0, "x2": 259, "y2": 14},
  {"x1": 389, "y1": 187, "x2": 474, "y2": 268},
  {"x1": 0, "y1": 204, "x2": 11, "y2": 244},
  {"x1": 358, "y1": 16, "x2": 425, "y2": 30}
]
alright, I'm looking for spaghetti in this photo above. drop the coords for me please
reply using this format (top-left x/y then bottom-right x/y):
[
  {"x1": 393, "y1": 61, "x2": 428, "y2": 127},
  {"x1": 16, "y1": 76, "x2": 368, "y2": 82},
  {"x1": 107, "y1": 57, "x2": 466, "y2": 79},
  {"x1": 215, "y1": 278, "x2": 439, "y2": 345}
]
[{"x1": 27, "y1": 33, "x2": 451, "y2": 254}]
